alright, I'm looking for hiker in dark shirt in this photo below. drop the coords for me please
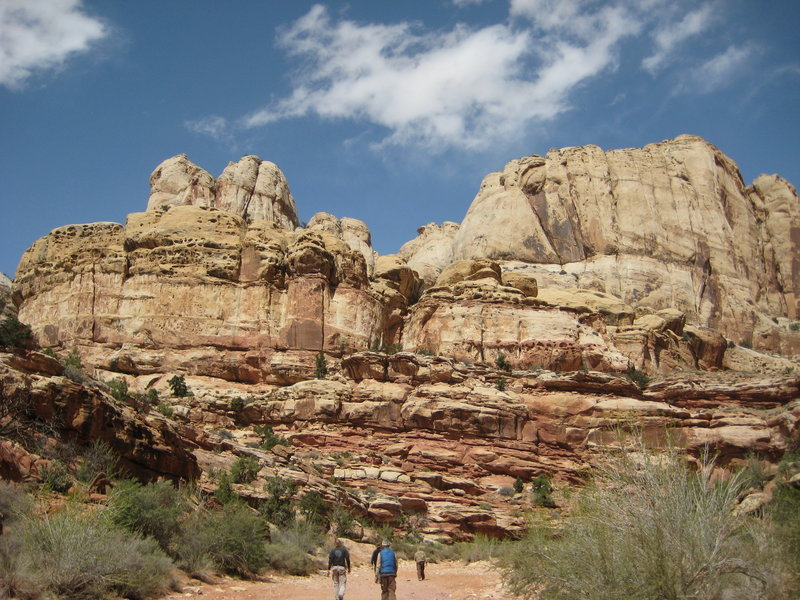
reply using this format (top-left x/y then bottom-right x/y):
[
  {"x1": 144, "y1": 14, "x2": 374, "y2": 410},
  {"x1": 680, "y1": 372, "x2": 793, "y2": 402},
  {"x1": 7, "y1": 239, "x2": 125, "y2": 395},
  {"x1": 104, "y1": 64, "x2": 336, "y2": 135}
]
[{"x1": 328, "y1": 538, "x2": 351, "y2": 600}]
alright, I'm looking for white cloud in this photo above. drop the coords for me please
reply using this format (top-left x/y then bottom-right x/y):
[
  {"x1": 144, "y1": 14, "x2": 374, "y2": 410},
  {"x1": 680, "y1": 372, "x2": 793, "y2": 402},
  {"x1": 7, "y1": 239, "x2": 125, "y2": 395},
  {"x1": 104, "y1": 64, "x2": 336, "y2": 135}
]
[
  {"x1": 242, "y1": 4, "x2": 638, "y2": 150},
  {"x1": 0, "y1": 0, "x2": 107, "y2": 89},
  {"x1": 185, "y1": 115, "x2": 231, "y2": 140},
  {"x1": 687, "y1": 44, "x2": 755, "y2": 94},
  {"x1": 643, "y1": 3, "x2": 715, "y2": 73}
]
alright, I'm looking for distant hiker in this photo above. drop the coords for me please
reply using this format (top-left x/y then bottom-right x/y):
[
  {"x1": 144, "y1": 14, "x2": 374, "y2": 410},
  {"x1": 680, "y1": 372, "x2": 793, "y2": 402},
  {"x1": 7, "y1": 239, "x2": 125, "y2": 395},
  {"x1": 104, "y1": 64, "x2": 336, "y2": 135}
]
[
  {"x1": 371, "y1": 541, "x2": 382, "y2": 583},
  {"x1": 414, "y1": 548, "x2": 426, "y2": 580},
  {"x1": 328, "y1": 539, "x2": 351, "y2": 600},
  {"x1": 375, "y1": 539, "x2": 398, "y2": 600}
]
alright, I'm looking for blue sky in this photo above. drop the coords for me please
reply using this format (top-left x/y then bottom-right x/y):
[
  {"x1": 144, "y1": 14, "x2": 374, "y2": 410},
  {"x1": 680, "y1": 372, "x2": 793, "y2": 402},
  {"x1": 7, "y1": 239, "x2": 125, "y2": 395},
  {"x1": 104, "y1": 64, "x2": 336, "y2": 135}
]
[{"x1": 1, "y1": 0, "x2": 798, "y2": 278}]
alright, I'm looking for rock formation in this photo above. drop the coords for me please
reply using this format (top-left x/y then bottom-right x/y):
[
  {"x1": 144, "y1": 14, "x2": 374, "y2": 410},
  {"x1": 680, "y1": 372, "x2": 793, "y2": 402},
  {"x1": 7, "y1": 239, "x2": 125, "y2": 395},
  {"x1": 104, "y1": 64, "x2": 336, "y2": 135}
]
[
  {"x1": 6, "y1": 138, "x2": 800, "y2": 539},
  {"x1": 147, "y1": 154, "x2": 298, "y2": 230},
  {"x1": 403, "y1": 135, "x2": 800, "y2": 353}
]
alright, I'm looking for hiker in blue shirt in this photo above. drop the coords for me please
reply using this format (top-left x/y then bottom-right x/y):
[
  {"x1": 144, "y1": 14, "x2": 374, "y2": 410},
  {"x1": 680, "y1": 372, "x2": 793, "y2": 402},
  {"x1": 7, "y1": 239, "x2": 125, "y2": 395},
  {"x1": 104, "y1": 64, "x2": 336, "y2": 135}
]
[{"x1": 374, "y1": 539, "x2": 398, "y2": 600}]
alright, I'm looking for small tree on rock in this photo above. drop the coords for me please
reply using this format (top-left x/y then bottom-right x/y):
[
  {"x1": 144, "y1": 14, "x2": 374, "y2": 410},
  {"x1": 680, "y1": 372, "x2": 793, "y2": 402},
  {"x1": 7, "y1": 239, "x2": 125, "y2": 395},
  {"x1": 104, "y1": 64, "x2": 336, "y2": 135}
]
[
  {"x1": 315, "y1": 351, "x2": 328, "y2": 379},
  {"x1": 167, "y1": 375, "x2": 189, "y2": 397}
]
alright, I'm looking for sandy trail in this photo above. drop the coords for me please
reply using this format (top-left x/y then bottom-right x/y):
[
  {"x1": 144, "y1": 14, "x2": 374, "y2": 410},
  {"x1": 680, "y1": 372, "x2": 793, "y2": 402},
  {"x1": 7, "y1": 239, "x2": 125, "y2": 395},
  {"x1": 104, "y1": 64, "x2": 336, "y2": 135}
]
[{"x1": 166, "y1": 561, "x2": 516, "y2": 600}]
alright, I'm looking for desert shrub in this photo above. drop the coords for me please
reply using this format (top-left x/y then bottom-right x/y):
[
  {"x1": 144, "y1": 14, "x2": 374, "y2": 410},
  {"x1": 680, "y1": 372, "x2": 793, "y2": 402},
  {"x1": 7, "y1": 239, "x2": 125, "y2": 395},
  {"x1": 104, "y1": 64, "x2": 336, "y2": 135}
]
[
  {"x1": 0, "y1": 316, "x2": 31, "y2": 349},
  {"x1": 253, "y1": 425, "x2": 290, "y2": 451},
  {"x1": 59, "y1": 348, "x2": 89, "y2": 383},
  {"x1": 768, "y1": 481, "x2": 800, "y2": 573},
  {"x1": 76, "y1": 440, "x2": 118, "y2": 483},
  {"x1": 738, "y1": 453, "x2": 770, "y2": 491},
  {"x1": 107, "y1": 479, "x2": 185, "y2": 551},
  {"x1": 329, "y1": 505, "x2": 357, "y2": 537},
  {"x1": 4, "y1": 510, "x2": 173, "y2": 600},
  {"x1": 623, "y1": 364, "x2": 650, "y2": 388},
  {"x1": 0, "y1": 481, "x2": 31, "y2": 522},
  {"x1": 214, "y1": 428, "x2": 234, "y2": 440},
  {"x1": 155, "y1": 402, "x2": 173, "y2": 417},
  {"x1": 530, "y1": 474, "x2": 556, "y2": 507},
  {"x1": 260, "y1": 477, "x2": 297, "y2": 524},
  {"x1": 298, "y1": 490, "x2": 327, "y2": 525},
  {"x1": 214, "y1": 470, "x2": 237, "y2": 505},
  {"x1": 177, "y1": 503, "x2": 269, "y2": 577},
  {"x1": 263, "y1": 540, "x2": 317, "y2": 575},
  {"x1": 495, "y1": 378, "x2": 506, "y2": 391},
  {"x1": 229, "y1": 397, "x2": 245, "y2": 412},
  {"x1": 790, "y1": 322, "x2": 800, "y2": 332},
  {"x1": 276, "y1": 518, "x2": 324, "y2": 554},
  {"x1": 107, "y1": 378, "x2": 129, "y2": 403},
  {"x1": 503, "y1": 443, "x2": 797, "y2": 600},
  {"x1": 230, "y1": 456, "x2": 260, "y2": 484},
  {"x1": 315, "y1": 351, "x2": 328, "y2": 379},
  {"x1": 389, "y1": 343, "x2": 403, "y2": 354},
  {"x1": 498, "y1": 486, "x2": 515, "y2": 497},
  {"x1": 495, "y1": 353, "x2": 511, "y2": 371},
  {"x1": 739, "y1": 339, "x2": 753, "y2": 349},
  {"x1": 433, "y1": 535, "x2": 508, "y2": 564},
  {"x1": 40, "y1": 460, "x2": 72, "y2": 493},
  {"x1": 145, "y1": 388, "x2": 159, "y2": 404},
  {"x1": 167, "y1": 375, "x2": 189, "y2": 397},
  {"x1": 513, "y1": 476, "x2": 524, "y2": 495}
]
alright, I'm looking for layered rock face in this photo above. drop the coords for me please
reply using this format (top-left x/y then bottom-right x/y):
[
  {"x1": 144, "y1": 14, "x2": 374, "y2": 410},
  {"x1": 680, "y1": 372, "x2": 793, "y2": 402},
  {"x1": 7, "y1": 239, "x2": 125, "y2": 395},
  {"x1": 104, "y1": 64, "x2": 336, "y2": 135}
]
[
  {"x1": 147, "y1": 154, "x2": 299, "y2": 230},
  {"x1": 402, "y1": 135, "x2": 800, "y2": 352},
  {"x1": 14, "y1": 204, "x2": 415, "y2": 383},
  {"x1": 7, "y1": 140, "x2": 800, "y2": 539}
]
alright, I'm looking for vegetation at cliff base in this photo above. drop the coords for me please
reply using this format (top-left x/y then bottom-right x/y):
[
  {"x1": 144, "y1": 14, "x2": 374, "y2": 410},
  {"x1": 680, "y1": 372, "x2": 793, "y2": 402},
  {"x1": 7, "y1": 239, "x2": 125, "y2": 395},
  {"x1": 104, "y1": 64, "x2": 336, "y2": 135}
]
[{"x1": 503, "y1": 442, "x2": 798, "y2": 600}]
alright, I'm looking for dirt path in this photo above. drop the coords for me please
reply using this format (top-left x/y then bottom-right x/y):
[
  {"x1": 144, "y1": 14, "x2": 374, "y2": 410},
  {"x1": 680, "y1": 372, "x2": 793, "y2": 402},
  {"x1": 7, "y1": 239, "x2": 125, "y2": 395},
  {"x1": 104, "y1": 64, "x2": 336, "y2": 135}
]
[{"x1": 166, "y1": 561, "x2": 516, "y2": 600}]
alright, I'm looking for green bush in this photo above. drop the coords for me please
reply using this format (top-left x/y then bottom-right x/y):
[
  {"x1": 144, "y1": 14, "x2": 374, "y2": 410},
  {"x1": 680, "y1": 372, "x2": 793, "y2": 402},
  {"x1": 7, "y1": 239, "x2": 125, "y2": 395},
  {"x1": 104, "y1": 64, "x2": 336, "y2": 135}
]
[
  {"x1": 40, "y1": 460, "x2": 72, "y2": 493},
  {"x1": 1, "y1": 509, "x2": 173, "y2": 600},
  {"x1": 177, "y1": 503, "x2": 269, "y2": 577},
  {"x1": 298, "y1": 490, "x2": 326, "y2": 525},
  {"x1": 530, "y1": 474, "x2": 556, "y2": 507},
  {"x1": 513, "y1": 476, "x2": 524, "y2": 495},
  {"x1": 76, "y1": 440, "x2": 119, "y2": 483},
  {"x1": 230, "y1": 456, "x2": 260, "y2": 484},
  {"x1": 0, "y1": 316, "x2": 31, "y2": 349},
  {"x1": 495, "y1": 378, "x2": 507, "y2": 391},
  {"x1": 107, "y1": 378, "x2": 130, "y2": 403},
  {"x1": 230, "y1": 397, "x2": 245, "y2": 412},
  {"x1": 261, "y1": 477, "x2": 296, "y2": 524},
  {"x1": 253, "y1": 425, "x2": 290, "y2": 451},
  {"x1": 623, "y1": 364, "x2": 650, "y2": 388},
  {"x1": 107, "y1": 479, "x2": 185, "y2": 551},
  {"x1": 503, "y1": 443, "x2": 797, "y2": 600},
  {"x1": 156, "y1": 402, "x2": 173, "y2": 417},
  {"x1": 264, "y1": 519, "x2": 324, "y2": 574},
  {"x1": 315, "y1": 351, "x2": 328, "y2": 379},
  {"x1": 167, "y1": 375, "x2": 190, "y2": 397},
  {"x1": 213, "y1": 470, "x2": 237, "y2": 505},
  {"x1": 495, "y1": 353, "x2": 511, "y2": 371}
]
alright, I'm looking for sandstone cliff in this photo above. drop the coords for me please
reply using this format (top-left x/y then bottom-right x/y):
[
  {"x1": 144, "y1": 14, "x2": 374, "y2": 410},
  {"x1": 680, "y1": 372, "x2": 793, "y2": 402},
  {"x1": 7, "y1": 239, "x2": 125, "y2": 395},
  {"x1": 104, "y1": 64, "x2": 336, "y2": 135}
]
[
  {"x1": 402, "y1": 135, "x2": 800, "y2": 353},
  {"x1": 6, "y1": 139, "x2": 800, "y2": 540}
]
